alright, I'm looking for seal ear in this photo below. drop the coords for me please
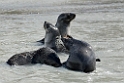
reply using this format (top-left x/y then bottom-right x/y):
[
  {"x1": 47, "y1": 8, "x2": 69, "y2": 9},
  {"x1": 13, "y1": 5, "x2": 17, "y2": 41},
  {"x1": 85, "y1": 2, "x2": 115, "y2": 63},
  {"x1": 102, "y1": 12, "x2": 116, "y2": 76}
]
[{"x1": 44, "y1": 21, "x2": 49, "y2": 29}]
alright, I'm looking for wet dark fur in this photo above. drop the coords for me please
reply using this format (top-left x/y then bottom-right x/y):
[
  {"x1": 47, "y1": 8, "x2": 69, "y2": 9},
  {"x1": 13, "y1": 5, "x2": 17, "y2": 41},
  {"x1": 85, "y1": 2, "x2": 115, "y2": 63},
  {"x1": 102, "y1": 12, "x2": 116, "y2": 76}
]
[
  {"x1": 32, "y1": 47, "x2": 62, "y2": 67},
  {"x1": 7, "y1": 47, "x2": 62, "y2": 67},
  {"x1": 43, "y1": 21, "x2": 68, "y2": 53},
  {"x1": 62, "y1": 37, "x2": 96, "y2": 73}
]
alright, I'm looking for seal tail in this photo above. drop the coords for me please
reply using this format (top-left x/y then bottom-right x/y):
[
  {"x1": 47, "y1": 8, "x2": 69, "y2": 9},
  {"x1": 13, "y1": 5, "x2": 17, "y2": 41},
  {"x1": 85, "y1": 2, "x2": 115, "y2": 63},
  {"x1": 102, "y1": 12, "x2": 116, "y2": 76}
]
[{"x1": 96, "y1": 58, "x2": 101, "y2": 62}]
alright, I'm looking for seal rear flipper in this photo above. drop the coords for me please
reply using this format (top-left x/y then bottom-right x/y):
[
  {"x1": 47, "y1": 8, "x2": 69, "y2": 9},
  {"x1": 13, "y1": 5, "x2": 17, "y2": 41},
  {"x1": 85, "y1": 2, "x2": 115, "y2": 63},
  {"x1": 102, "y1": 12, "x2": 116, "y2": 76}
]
[
  {"x1": 96, "y1": 58, "x2": 101, "y2": 62},
  {"x1": 37, "y1": 38, "x2": 45, "y2": 44}
]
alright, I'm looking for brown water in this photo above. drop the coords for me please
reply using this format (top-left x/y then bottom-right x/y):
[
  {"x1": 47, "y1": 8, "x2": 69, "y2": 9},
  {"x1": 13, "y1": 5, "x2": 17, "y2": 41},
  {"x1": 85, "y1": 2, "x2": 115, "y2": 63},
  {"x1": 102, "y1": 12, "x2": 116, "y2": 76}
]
[{"x1": 0, "y1": 0, "x2": 124, "y2": 83}]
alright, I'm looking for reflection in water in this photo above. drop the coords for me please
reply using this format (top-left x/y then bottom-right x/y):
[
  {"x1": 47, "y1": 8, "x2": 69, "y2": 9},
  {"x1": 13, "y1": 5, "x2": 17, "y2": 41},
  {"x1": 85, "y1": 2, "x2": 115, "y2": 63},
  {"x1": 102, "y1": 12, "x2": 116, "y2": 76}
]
[{"x1": 0, "y1": 0, "x2": 124, "y2": 83}]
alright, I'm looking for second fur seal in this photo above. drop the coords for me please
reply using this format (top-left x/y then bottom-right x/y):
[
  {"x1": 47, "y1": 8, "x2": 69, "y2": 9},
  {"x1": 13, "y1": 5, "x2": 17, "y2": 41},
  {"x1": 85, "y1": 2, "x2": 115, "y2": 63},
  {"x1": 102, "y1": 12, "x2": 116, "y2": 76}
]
[
  {"x1": 43, "y1": 21, "x2": 67, "y2": 53},
  {"x1": 62, "y1": 37, "x2": 96, "y2": 73}
]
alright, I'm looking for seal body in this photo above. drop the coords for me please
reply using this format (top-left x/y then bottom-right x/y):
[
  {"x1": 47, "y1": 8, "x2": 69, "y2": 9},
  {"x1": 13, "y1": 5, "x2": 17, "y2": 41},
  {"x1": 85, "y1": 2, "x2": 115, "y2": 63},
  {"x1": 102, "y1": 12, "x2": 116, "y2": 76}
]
[
  {"x1": 62, "y1": 38, "x2": 96, "y2": 73},
  {"x1": 7, "y1": 47, "x2": 62, "y2": 67},
  {"x1": 32, "y1": 47, "x2": 62, "y2": 67}
]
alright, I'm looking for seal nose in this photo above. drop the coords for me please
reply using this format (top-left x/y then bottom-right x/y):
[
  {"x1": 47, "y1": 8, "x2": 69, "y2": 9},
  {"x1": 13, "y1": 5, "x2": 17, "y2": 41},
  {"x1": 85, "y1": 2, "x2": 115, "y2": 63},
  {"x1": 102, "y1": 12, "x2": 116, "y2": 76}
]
[{"x1": 66, "y1": 13, "x2": 76, "y2": 21}]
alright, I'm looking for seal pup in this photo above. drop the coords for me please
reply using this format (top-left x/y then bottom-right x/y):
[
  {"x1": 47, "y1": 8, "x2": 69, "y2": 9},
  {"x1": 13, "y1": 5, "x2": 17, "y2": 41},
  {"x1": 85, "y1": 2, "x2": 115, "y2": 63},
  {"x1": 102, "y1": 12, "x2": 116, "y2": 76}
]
[
  {"x1": 37, "y1": 13, "x2": 76, "y2": 43},
  {"x1": 43, "y1": 21, "x2": 68, "y2": 53},
  {"x1": 62, "y1": 37, "x2": 96, "y2": 73},
  {"x1": 7, "y1": 47, "x2": 62, "y2": 67}
]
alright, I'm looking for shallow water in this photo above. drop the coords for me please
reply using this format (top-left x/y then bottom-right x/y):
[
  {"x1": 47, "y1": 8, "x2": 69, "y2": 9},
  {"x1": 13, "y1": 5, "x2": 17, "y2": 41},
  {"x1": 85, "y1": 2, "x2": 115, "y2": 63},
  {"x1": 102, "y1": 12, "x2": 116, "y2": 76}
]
[{"x1": 0, "y1": 0, "x2": 124, "y2": 83}]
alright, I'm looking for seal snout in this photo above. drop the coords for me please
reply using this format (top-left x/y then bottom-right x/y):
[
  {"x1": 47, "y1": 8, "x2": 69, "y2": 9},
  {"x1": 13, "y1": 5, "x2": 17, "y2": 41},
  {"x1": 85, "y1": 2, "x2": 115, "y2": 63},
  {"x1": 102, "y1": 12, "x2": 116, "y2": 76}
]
[
  {"x1": 65, "y1": 13, "x2": 76, "y2": 22},
  {"x1": 69, "y1": 13, "x2": 76, "y2": 19}
]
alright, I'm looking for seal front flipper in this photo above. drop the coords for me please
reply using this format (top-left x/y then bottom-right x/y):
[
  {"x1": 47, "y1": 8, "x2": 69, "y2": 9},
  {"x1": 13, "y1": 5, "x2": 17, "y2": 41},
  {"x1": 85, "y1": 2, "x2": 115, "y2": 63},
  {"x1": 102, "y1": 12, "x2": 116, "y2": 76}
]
[{"x1": 37, "y1": 38, "x2": 45, "y2": 44}]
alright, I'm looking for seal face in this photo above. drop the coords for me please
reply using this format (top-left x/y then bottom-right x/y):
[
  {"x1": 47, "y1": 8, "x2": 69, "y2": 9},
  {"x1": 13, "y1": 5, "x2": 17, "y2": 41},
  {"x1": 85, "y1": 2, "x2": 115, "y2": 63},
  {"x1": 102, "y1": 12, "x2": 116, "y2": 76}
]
[
  {"x1": 55, "y1": 13, "x2": 76, "y2": 37},
  {"x1": 7, "y1": 47, "x2": 62, "y2": 67},
  {"x1": 43, "y1": 21, "x2": 60, "y2": 48},
  {"x1": 62, "y1": 37, "x2": 96, "y2": 73},
  {"x1": 43, "y1": 21, "x2": 67, "y2": 53}
]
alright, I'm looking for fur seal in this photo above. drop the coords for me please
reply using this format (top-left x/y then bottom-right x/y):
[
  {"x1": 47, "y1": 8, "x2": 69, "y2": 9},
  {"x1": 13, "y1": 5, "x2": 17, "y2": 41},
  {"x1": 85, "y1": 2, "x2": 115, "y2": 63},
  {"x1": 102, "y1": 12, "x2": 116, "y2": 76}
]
[
  {"x1": 55, "y1": 13, "x2": 76, "y2": 38},
  {"x1": 37, "y1": 13, "x2": 76, "y2": 43},
  {"x1": 7, "y1": 47, "x2": 62, "y2": 67},
  {"x1": 43, "y1": 21, "x2": 68, "y2": 53},
  {"x1": 62, "y1": 37, "x2": 96, "y2": 73}
]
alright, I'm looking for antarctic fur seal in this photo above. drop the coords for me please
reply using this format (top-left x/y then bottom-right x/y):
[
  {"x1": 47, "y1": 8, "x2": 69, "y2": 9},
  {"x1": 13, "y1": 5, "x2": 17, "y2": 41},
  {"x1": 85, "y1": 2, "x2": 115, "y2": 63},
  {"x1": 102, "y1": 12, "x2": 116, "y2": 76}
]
[
  {"x1": 62, "y1": 37, "x2": 96, "y2": 73},
  {"x1": 37, "y1": 13, "x2": 76, "y2": 43},
  {"x1": 43, "y1": 21, "x2": 68, "y2": 53},
  {"x1": 7, "y1": 47, "x2": 62, "y2": 67}
]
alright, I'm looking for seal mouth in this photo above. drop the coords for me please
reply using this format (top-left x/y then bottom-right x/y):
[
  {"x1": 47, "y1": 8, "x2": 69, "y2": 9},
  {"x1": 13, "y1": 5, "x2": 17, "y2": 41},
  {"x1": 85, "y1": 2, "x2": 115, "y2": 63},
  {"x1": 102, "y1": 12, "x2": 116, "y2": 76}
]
[{"x1": 69, "y1": 13, "x2": 76, "y2": 20}]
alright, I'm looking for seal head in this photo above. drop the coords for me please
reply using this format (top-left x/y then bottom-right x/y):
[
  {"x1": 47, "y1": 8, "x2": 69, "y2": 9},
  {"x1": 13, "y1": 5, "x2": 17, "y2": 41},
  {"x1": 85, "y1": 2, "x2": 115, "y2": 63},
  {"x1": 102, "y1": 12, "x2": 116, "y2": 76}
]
[
  {"x1": 44, "y1": 21, "x2": 60, "y2": 48},
  {"x1": 44, "y1": 21, "x2": 67, "y2": 53},
  {"x1": 55, "y1": 13, "x2": 76, "y2": 38}
]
